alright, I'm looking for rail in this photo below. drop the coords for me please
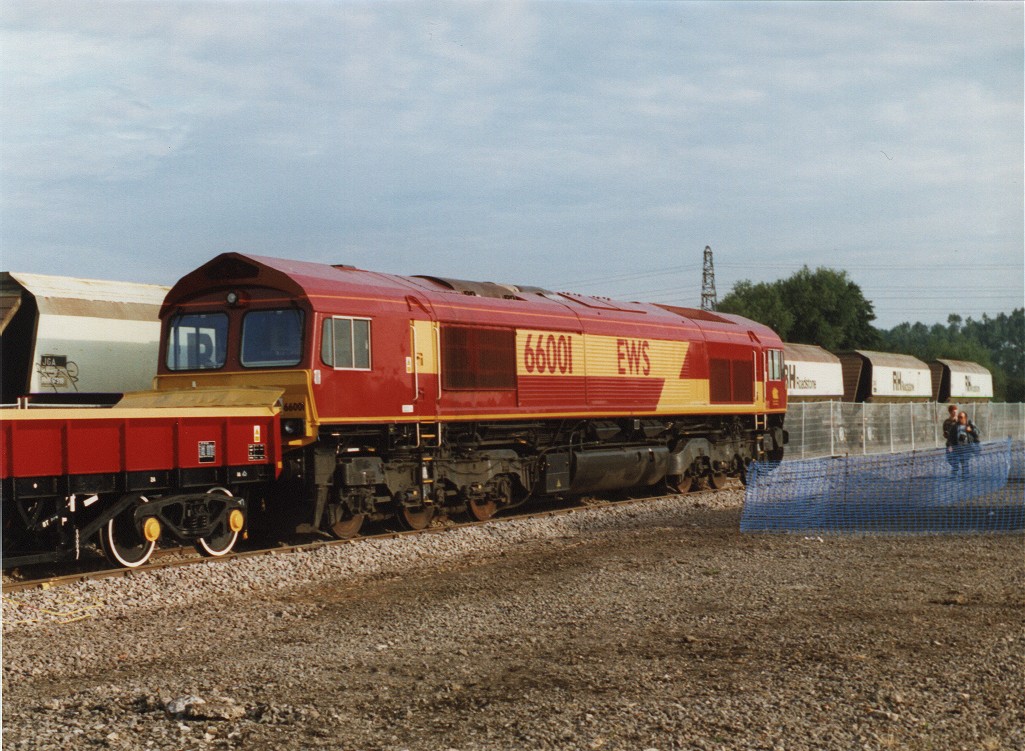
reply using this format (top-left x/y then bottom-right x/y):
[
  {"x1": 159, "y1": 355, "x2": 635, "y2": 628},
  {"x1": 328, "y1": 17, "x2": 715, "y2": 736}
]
[{"x1": 2, "y1": 484, "x2": 736, "y2": 593}]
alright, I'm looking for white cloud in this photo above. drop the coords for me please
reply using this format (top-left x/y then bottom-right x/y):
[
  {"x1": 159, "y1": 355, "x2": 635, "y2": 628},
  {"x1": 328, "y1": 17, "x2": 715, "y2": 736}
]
[{"x1": 0, "y1": 1, "x2": 1020, "y2": 326}]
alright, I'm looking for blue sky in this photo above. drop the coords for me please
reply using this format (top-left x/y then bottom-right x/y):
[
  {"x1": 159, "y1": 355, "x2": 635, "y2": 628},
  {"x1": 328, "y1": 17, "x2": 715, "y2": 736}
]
[{"x1": 1, "y1": 1, "x2": 1021, "y2": 329}]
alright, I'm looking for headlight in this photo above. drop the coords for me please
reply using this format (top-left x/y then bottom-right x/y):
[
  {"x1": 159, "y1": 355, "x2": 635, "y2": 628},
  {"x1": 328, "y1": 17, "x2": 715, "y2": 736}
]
[{"x1": 282, "y1": 418, "x2": 305, "y2": 437}]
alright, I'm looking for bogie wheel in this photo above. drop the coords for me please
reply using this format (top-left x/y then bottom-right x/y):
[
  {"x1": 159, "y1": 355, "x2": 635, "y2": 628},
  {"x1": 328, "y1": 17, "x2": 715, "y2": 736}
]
[
  {"x1": 194, "y1": 487, "x2": 241, "y2": 557},
  {"x1": 738, "y1": 457, "x2": 754, "y2": 487},
  {"x1": 707, "y1": 471, "x2": 729, "y2": 490},
  {"x1": 100, "y1": 495, "x2": 157, "y2": 568},
  {"x1": 465, "y1": 498, "x2": 498, "y2": 522},
  {"x1": 330, "y1": 511, "x2": 365, "y2": 539},
  {"x1": 665, "y1": 474, "x2": 697, "y2": 494},
  {"x1": 397, "y1": 504, "x2": 435, "y2": 531}
]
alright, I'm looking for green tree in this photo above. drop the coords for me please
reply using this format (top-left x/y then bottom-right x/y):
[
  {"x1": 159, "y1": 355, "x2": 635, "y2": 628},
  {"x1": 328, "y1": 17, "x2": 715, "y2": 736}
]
[
  {"x1": 880, "y1": 308, "x2": 1024, "y2": 401},
  {"x1": 718, "y1": 266, "x2": 878, "y2": 350},
  {"x1": 717, "y1": 279, "x2": 794, "y2": 338},
  {"x1": 718, "y1": 265, "x2": 1022, "y2": 401}
]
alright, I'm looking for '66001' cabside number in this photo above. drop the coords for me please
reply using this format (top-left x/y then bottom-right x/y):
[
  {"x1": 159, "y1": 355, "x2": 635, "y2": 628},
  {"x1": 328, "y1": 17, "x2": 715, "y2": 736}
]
[{"x1": 523, "y1": 333, "x2": 574, "y2": 374}]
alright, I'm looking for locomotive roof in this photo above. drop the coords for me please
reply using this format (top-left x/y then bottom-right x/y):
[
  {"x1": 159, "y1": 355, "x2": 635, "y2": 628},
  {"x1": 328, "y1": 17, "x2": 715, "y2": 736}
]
[{"x1": 165, "y1": 253, "x2": 782, "y2": 341}]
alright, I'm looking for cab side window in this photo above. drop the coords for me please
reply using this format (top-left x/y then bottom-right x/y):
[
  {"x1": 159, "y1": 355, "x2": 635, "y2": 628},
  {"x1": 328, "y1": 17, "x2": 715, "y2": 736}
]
[{"x1": 321, "y1": 317, "x2": 371, "y2": 370}]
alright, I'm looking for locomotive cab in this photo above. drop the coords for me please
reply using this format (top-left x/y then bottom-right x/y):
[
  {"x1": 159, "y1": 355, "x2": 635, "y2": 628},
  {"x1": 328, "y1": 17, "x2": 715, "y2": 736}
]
[
  {"x1": 163, "y1": 304, "x2": 312, "y2": 439},
  {"x1": 155, "y1": 253, "x2": 428, "y2": 450},
  {"x1": 155, "y1": 257, "x2": 324, "y2": 448}
]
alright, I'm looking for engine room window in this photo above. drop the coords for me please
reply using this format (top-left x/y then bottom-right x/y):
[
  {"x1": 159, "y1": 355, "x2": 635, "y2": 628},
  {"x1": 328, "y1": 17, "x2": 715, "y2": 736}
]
[
  {"x1": 321, "y1": 317, "x2": 371, "y2": 370},
  {"x1": 240, "y1": 309, "x2": 304, "y2": 368},
  {"x1": 166, "y1": 312, "x2": 228, "y2": 371},
  {"x1": 441, "y1": 326, "x2": 516, "y2": 390}
]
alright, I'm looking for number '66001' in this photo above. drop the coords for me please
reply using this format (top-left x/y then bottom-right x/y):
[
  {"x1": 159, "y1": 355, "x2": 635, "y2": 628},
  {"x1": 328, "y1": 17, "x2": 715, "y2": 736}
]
[{"x1": 523, "y1": 334, "x2": 573, "y2": 374}]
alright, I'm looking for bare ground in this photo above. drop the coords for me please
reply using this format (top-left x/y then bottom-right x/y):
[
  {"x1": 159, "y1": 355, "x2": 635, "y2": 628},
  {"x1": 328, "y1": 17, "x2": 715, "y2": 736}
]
[{"x1": 3, "y1": 501, "x2": 1023, "y2": 751}]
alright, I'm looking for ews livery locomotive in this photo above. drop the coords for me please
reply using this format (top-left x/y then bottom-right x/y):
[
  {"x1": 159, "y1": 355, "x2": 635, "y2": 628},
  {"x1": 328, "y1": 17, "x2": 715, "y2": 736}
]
[
  {"x1": 2, "y1": 252, "x2": 787, "y2": 568},
  {"x1": 153, "y1": 253, "x2": 787, "y2": 538}
]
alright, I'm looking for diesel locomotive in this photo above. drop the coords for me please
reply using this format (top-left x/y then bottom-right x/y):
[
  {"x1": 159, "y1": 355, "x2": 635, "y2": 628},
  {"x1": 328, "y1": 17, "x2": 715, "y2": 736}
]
[
  {"x1": 153, "y1": 253, "x2": 787, "y2": 536},
  {"x1": 2, "y1": 252, "x2": 788, "y2": 567}
]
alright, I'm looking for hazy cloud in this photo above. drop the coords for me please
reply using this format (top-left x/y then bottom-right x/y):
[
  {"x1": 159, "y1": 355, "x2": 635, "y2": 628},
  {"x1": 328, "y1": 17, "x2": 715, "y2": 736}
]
[{"x1": 1, "y1": 1, "x2": 1021, "y2": 327}]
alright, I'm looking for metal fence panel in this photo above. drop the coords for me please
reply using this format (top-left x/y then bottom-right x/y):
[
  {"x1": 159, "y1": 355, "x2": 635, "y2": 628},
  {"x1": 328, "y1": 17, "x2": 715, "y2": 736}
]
[
  {"x1": 784, "y1": 402, "x2": 1025, "y2": 460},
  {"x1": 742, "y1": 439, "x2": 1023, "y2": 534}
]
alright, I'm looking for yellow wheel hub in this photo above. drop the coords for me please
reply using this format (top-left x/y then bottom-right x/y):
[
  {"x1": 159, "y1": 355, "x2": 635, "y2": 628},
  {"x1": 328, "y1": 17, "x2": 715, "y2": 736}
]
[
  {"x1": 142, "y1": 516, "x2": 162, "y2": 543},
  {"x1": 228, "y1": 508, "x2": 245, "y2": 533}
]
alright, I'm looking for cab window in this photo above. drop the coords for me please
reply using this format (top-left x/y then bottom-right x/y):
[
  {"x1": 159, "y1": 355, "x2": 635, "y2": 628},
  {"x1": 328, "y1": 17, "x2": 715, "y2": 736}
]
[
  {"x1": 321, "y1": 317, "x2": 371, "y2": 370},
  {"x1": 166, "y1": 312, "x2": 228, "y2": 370},
  {"x1": 241, "y1": 309, "x2": 304, "y2": 367},
  {"x1": 768, "y1": 349, "x2": 784, "y2": 380}
]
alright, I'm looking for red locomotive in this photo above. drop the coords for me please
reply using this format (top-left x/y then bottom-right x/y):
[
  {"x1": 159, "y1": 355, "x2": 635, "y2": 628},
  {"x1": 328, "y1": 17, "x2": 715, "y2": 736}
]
[
  {"x1": 2, "y1": 252, "x2": 787, "y2": 567},
  {"x1": 155, "y1": 254, "x2": 787, "y2": 534}
]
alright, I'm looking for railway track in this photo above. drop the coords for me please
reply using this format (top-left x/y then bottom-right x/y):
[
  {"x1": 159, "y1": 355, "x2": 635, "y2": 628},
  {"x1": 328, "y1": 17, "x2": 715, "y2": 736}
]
[{"x1": 2, "y1": 485, "x2": 734, "y2": 594}]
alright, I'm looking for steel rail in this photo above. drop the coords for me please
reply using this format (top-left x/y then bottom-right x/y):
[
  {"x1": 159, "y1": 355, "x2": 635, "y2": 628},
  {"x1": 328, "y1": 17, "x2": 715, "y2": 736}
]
[{"x1": 2, "y1": 486, "x2": 733, "y2": 594}]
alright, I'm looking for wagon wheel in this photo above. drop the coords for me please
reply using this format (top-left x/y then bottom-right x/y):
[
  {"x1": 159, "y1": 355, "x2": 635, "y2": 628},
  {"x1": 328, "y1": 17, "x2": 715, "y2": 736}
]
[
  {"x1": 465, "y1": 497, "x2": 498, "y2": 522},
  {"x1": 100, "y1": 495, "x2": 157, "y2": 568},
  {"x1": 330, "y1": 509, "x2": 365, "y2": 539},
  {"x1": 194, "y1": 487, "x2": 242, "y2": 557},
  {"x1": 397, "y1": 504, "x2": 435, "y2": 531}
]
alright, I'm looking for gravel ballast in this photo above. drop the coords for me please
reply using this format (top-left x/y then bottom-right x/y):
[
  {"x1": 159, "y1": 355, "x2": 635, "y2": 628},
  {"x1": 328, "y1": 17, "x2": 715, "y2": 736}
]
[{"x1": 3, "y1": 488, "x2": 1023, "y2": 751}]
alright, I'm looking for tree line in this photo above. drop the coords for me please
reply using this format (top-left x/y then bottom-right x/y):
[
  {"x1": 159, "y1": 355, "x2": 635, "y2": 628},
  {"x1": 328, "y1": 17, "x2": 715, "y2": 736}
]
[{"x1": 717, "y1": 266, "x2": 1024, "y2": 402}]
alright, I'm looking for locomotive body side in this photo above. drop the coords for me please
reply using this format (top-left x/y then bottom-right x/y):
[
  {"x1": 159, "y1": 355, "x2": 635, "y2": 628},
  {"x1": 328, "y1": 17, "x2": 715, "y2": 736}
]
[
  {"x1": 156, "y1": 254, "x2": 788, "y2": 425},
  {"x1": 153, "y1": 253, "x2": 787, "y2": 536}
]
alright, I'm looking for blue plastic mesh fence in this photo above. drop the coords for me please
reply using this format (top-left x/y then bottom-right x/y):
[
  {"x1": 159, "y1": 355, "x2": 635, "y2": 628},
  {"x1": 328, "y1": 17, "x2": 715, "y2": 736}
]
[{"x1": 741, "y1": 439, "x2": 1024, "y2": 533}]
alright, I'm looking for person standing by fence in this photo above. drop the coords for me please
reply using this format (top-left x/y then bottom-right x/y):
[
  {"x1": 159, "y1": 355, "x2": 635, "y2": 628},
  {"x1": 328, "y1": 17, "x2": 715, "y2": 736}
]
[
  {"x1": 943, "y1": 404, "x2": 960, "y2": 476},
  {"x1": 948, "y1": 410, "x2": 982, "y2": 477},
  {"x1": 943, "y1": 404, "x2": 959, "y2": 442}
]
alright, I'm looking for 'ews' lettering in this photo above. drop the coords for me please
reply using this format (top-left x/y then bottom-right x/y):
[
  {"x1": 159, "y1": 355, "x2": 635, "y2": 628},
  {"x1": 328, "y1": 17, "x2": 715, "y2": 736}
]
[{"x1": 617, "y1": 339, "x2": 651, "y2": 376}]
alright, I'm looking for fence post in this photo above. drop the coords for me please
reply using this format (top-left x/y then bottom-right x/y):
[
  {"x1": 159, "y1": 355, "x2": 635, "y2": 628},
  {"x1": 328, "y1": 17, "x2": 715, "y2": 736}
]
[
  {"x1": 889, "y1": 403, "x2": 894, "y2": 454},
  {"x1": 801, "y1": 404, "x2": 806, "y2": 459},
  {"x1": 862, "y1": 404, "x2": 867, "y2": 455},
  {"x1": 830, "y1": 401, "x2": 835, "y2": 458},
  {"x1": 910, "y1": 404, "x2": 915, "y2": 452}
]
